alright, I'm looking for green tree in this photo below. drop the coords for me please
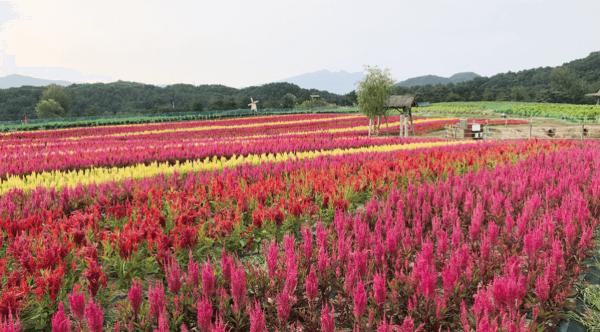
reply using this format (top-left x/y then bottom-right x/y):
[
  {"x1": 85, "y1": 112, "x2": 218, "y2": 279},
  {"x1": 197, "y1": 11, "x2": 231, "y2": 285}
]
[
  {"x1": 549, "y1": 66, "x2": 586, "y2": 104},
  {"x1": 85, "y1": 105, "x2": 101, "y2": 116},
  {"x1": 35, "y1": 99, "x2": 65, "y2": 119},
  {"x1": 41, "y1": 84, "x2": 71, "y2": 116},
  {"x1": 237, "y1": 96, "x2": 251, "y2": 110},
  {"x1": 343, "y1": 90, "x2": 358, "y2": 106},
  {"x1": 482, "y1": 88, "x2": 495, "y2": 101},
  {"x1": 224, "y1": 96, "x2": 237, "y2": 110},
  {"x1": 189, "y1": 98, "x2": 204, "y2": 112},
  {"x1": 496, "y1": 91, "x2": 508, "y2": 101},
  {"x1": 510, "y1": 86, "x2": 529, "y2": 101},
  {"x1": 281, "y1": 94, "x2": 295, "y2": 108},
  {"x1": 262, "y1": 97, "x2": 282, "y2": 109},
  {"x1": 356, "y1": 65, "x2": 395, "y2": 136},
  {"x1": 208, "y1": 97, "x2": 225, "y2": 111}
]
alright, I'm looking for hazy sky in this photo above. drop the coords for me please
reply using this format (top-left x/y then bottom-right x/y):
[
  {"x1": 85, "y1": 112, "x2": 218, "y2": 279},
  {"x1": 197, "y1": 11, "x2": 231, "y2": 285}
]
[{"x1": 1, "y1": 0, "x2": 599, "y2": 87}]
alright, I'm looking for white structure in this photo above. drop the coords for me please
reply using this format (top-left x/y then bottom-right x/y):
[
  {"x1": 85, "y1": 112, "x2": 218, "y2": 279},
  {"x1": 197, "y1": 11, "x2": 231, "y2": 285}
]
[{"x1": 248, "y1": 97, "x2": 259, "y2": 112}]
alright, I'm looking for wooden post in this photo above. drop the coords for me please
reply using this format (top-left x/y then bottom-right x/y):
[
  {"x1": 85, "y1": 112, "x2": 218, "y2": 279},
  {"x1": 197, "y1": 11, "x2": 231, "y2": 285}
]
[
  {"x1": 404, "y1": 117, "x2": 409, "y2": 138},
  {"x1": 399, "y1": 115, "x2": 404, "y2": 137},
  {"x1": 529, "y1": 118, "x2": 532, "y2": 140},
  {"x1": 331, "y1": 133, "x2": 334, "y2": 151}
]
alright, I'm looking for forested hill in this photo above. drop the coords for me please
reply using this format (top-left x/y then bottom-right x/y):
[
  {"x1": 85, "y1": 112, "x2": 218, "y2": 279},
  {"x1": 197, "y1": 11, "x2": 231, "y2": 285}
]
[
  {"x1": 0, "y1": 81, "x2": 343, "y2": 121},
  {"x1": 392, "y1": 51, "x2": 600, "y2": 104},
  {"x1": 395, "y1": 72, "x2": 481, "y2": 87}
]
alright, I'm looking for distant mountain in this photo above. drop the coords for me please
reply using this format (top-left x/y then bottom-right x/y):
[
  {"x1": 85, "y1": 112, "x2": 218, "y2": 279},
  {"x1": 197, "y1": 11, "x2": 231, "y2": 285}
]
[
  {"x1": 0, "y1": 74, "x2": 73, "y2": 89},
  {"x1": 395, "y1": 72, "x2": 481, "y2": 87},
  {"x1": 277, "y1": 69, "x2": 364, "y2": 95}
]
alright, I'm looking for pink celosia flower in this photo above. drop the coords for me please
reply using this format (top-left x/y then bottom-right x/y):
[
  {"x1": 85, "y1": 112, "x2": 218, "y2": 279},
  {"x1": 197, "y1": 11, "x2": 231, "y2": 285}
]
[
  {"x1": 320, "y1": 303, "x2": 335, "y2": 332},
  {"x1": 460, "y1": 300, "x2": 470, "y2": 332},
  {"x1": 535, "y1": 275, "x2": 549, "y2": 302},
  {"x1": 68, "y1": 284, "x2": 86, "y2": 323},
  {"x1": 157, "y1": 310, "x2": 169, "y2": 332},
  {"x1": 231, "y1": 263, "x2": 247, "y2": 310},
  {"x1": 51, "y1": 302, "x2": 71, "y2": 332},
  {"x1": 353, "y1": 279, "x2": 367, "y2": 320},
  {"x1": 266, "y1": 240, "x2": 278, "y2": 279},
  {"x1": 115, "y1": 320, "x2": 120, "y2": 332},
  {"x1": 306, "y1": 265, "x2": 318, "y2": 303},
  {"x1": 202, "y1": 259, "x2": 215, "y2": 296},
  {"x1": 277, "y1": 291, "x2": 291, "y2": 325},
  {"x1": 188, "y1": 250, "x2": 200, "y2": 288},
  {"x1": 221, "y1": 248, "x2": 233, "y2": 283},
  {"x1": 0, "y1": 310, "x2": 20, "y2": 332},
  {"x1": 211, "y1": 315, "x2": 228, "y2": 332},
  {"x1": 249, "y1": 300, "x2": 266, "y2": 332},
  {"x1": 373, "y1": 273, "x2": 386, "y2": 306},
  {"x1": 148, "y1": 281, "x2": 166, "y2": 320},
  {"x1": 301, "y1": 224, "x2": 313, "y2": 261},
  {"x1": 165, "y1": 258, "x2": 183, "y2": 295},
  {"x1": 197, "y1": 295, "x2": 213, "y2": 332},
  {"x1": 85, "y1": 298, "x2": 104, "y2": 332},
  {"x1": 128, "y1": 279, "x2": 142, "y2": 315}
]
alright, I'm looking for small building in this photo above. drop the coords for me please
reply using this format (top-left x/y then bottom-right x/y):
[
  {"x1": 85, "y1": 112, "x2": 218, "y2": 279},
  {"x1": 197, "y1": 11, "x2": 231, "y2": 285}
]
[
  {"x1": 586, "y1": 90, "x2": 600, "y2": 106},
  {"x1": 385, "y1": 95, "x2": 418, "y2": 135},
  {"x1": 310, "y1": 95, "x2": 320, "y2": 101}
]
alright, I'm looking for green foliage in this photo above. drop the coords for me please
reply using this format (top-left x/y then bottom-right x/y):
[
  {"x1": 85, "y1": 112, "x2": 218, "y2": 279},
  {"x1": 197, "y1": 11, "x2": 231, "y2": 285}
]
[
  {"x1": 207, "y1": 97, "x2": 225, "y2": 111},
  {"x1": 189, "y1": 98, "x2": 204, "y2": 112},
  {"x1": 262, "y1": 97, "x2": 282, "y2": 109},
  {"x1": 356, "y1": 65, "x2": 395, "y2": 120},
  {"x1": 85, "y1": 105, "x2": 101, "y2": 116},
  {"x1": 35, "y1": 99, "x2": 65, "y2": 119},
  {"x1": 281, "y1": 94, "x2": 295, "y2": 108},
  {"x1": 41, "y1": 83, "x2": 72, "y2": 115},
  {"x1": 343, "y1": 90, "x2": 358, "y2": 106}
]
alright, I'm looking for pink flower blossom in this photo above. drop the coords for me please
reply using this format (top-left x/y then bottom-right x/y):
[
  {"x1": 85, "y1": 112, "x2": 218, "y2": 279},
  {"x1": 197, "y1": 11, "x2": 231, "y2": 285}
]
[
  {"x1": 165, "y1": 258, "x2": 183, "y2": 295},
  {"x1": 85, "y1": 298, "x2": 104, "y2": 332},
  {"x1": 197, "y1": 296, "x2": 213, "y2": 332},
  {"x1": 51, "y1": 302, "x2": 71, "y2": 332},
  {"x1": 148, "y1": 281, "x2": 166, "y2": 319},
  {"x1": 249, "y1": 300, "x2": 266, "y2": 332},
  {"x1": 202, "y1": 259, "x2": 215, "y2": 296},
  {"x1": 353, "y1": 279, "x2": 367, "y2": 320},
  {"x1": 128, "y1": 279, "x2": 142, "y2": 315},
  {"x1": 320, "y1": 303, "x2": 335, "y2": 332},
  {"x1": 373, "y1": 273, "x2": 386, "y2": 306},
  {"x1": 68, "y1": 284, "x2": 86, "y2": 323},
  {"x1": 306, "y1": 265, "x2": 318, "y2": 303}
]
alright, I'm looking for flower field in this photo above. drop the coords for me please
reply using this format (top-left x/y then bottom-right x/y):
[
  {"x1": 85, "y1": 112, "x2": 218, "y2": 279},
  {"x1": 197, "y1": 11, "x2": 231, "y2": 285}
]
[{"x1": 0, "y1": 113, "x2": 594, "y2": 332}]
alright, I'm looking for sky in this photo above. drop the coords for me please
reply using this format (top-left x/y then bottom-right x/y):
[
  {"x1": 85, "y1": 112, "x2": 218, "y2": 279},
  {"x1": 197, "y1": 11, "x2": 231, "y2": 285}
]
[{"x1": 0, "y1": 0, "x2": 599, "y2": 88}]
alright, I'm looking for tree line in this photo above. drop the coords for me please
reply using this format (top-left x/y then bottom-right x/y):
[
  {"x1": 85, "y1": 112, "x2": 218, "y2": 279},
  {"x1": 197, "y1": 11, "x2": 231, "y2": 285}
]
[
  {"x1": 391, "y1": 51, "x2": 600, "y2": 105},
  {"x1": 0, "y1": 81, "x2": 358, "y2": 121}
]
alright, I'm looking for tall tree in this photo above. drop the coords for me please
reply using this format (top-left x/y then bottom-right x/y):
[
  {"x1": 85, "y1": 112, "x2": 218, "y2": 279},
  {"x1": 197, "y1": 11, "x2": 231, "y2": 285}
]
[
  {"x1": 356, "y1": 65, "x2": 395, "y2": 136},
  {"x1": 41, "y1": 84, "x2": 71, "y2": 116},
  {"x1": 35, "y1": 99, "x2": 65, "y2": 119}
]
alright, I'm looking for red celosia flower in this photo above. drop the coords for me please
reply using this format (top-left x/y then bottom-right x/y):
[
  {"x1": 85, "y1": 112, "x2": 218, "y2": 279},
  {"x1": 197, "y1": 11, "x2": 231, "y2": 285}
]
[{"x1": 82, "y1": 259, "x2": 105, "y2": 297}]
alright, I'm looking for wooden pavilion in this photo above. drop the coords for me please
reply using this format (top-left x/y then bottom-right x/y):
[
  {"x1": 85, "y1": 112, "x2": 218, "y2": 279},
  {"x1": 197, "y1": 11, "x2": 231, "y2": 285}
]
[
  {"x1": 586, "y1": 90, "x2": 600, "y2": 106},
  {"x1": 385, "y1": 95, "x2": 418, "y2": 135}
]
